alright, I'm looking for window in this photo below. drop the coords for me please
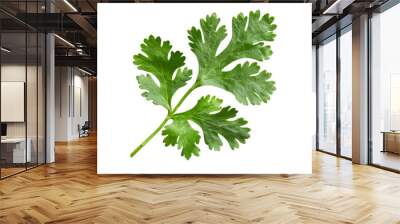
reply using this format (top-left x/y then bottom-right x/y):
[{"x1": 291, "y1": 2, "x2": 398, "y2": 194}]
[
  {"x1": 340, "y1": 28, "x2": 352, "y2": 158},
  {"x1": 0, "y1": 1, "x2": 46, "y2": 179},
  {"x1": 318, "y1": 36, "x2": 337, "y2": 154},
  {"x1": 370, "y1": 3, "x2": 400, "y2": 171}
]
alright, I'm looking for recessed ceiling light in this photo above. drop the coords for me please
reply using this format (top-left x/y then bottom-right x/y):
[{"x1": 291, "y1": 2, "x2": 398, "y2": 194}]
[
  {"x1": 323, "y1": 0, "x2": 354, "y2": 15},
  {"x1": 63, "y1": 0, "x2": 78, "y2": 12},
  {"x1": 78, "y1": 67, "x2": 93, "y2": 76},
  {"x1": 1, "y1": 47, "x2": 11, "y2": 53},
  {"x1": 54, "y1": 34, "x2": 75, "y2": 48}
]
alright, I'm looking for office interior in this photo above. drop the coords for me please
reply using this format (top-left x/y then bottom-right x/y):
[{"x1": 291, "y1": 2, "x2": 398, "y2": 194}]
[
  {"x1": 0, "y1": 0, "x2": 400, "y2": 222},
  {"x1": 0, "y1": 0, "x2": 97, "y2": 179},
  {"x1": 0, "y1": 0, "x2": 398, "y2": 177},
  {"x1": 315, "y1": 0, "x2": 400, "y2": 172}
]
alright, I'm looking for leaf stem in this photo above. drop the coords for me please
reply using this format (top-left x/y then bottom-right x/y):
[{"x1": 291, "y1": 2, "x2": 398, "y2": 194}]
[
  {"x1": 130, "y1": 83, "x2": 199, "y2": 158},
  {"x1": 130, "y1": 115, "x2": 170, "y2": 157},
  {"x1": 171, "y1": 83, "x2": 199, "y2": 114}
]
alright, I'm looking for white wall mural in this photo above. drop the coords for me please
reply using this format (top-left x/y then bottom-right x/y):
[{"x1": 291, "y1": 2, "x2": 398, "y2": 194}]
[{"x1": 98, "y1": 3, "x2": 312, "y2": 174}]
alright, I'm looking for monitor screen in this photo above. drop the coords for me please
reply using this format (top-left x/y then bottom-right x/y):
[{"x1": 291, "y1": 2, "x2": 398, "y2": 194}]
[{"x1": 1, "y1": 123, "x2": 7, "y2": 137}]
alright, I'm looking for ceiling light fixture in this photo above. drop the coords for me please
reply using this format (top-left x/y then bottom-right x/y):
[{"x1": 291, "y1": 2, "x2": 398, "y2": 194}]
[
  {"x1": 63, "y1": 0, "x2": 78, "y2": 12},
  {"x1": 54, "y1": 34, "x2": 75, "y2": 48},
  {"x1": 1, "y1": 47, "x2": 11, "y2": 53},
  {"x1": 78, "y1": 67, "x2": 93, "y2": 76},
  {"x1": 323, "y1": 0, "x2": 354, "y2": 15},
  {"x1": 76, "y1": 48, "x2": 86, "y2": 55}
]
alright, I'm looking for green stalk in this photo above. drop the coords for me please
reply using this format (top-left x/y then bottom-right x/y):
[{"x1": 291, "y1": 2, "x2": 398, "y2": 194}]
[
  {"x1": 130, "y1": 83, "x2": 199, "y2": 157},
  {"x1": 130, "y1": 115, "x2": 170, "y2": 157},
  {"x1": 171, "y1": 83, "x2": 198, "y2": 114}
]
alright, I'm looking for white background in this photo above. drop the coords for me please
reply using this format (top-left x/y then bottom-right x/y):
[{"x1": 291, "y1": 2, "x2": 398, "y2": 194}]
[{"x1": 98, "y1": 3, "x2": 312, "y2": 174}]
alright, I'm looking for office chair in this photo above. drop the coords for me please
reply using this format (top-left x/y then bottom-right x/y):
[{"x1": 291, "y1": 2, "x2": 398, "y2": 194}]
[{"x1": 79, "y1": 121, "x2": 90, "y2": 138}]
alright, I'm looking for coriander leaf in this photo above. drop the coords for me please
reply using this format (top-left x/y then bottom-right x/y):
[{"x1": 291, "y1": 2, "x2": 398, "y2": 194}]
[
  {"x1": 189, "y1": 10, "x2": 277, "y2": 105},
  {"x1": 188, "y1": 13, "x2": 227, "y2": 68},
  {"x1": 133, "y1": 35, "x2": 192, "y2": 111},
  {"x1": 173, "y1": 95, "x2": 250, "y2": 152},
  {"x1": 136, "y1": 74, "x2": 169, "y2": 109},
  {"x1": 218, "y1": 10, "x2": 276, "y2": 67},
  {"x1": 131, "y1": 11, "x2": 277, "y2": 160},
  {"x1": 202, "y1": 62, "x2": 276, "y2": 105},
  {"x1": 162, "y1": 119, "x2": 200, "y2": 159}
]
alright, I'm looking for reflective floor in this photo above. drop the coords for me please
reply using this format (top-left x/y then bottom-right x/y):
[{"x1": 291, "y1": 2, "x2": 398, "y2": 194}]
[
  {"x1": 0, "y1": 134, "x2": 400, "y2": 223},
  {"x1": 372, "y1": 150, "x2": 400, "y2": 171}
]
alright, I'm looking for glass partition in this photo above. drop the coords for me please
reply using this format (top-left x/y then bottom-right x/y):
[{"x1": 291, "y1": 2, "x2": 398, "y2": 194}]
[
  {"x1": 0, "y1": 31, "x2": 28, "y2": 177},
  {"x1": 38, "y1": 32, "x2": 45, "y2": 165},
  {"x1": 0, "y1": 1, "x2": 46, "y2": 179},
  {"x1": 317, "y1": 36, "x2": 337, "y2": 155},
  {"x1": 371, "y1": 3, "x2": 400, "y2": 171},
  {"x1": 27, "y1": 31, "x2": 38, "y2": 169},
  {"x1": 339, "y1": 28, "x2": 352, "y2": 158}
]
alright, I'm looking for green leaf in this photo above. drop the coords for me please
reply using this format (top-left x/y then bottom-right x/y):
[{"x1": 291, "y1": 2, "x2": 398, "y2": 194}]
[
  {"x1": 136, "y1": 74, "x2": 169, "y2": 109},
  {"x1": 202, "y1": 62, "x2": 276, "y2": 105},
  {"x1": 188, "y1": 13, "x2": 227, "y2": 68},
  {"x1": 134, "y1": 35, "x2": 192, "y2": 111},
  {"x1": 162, "y1": 119, "x2": 201, "y2": 159},
  {"x1": 189, "y1": 10, "x2": 277, "y2": 105},
  {"x1": 132, "y1": 11, "x2": 276, "y2": 160},
  {"x1": 163, "y1": 95, "x2": 250, "y2": 158},
  {"x1": 218, "y1": 10, "x2": 276, "y2": 66}
]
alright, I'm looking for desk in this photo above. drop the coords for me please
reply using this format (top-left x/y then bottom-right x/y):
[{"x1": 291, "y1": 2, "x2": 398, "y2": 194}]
[
  {"x1": 382, "y1": 131, "x2": 400, "y2": 154},
  {"x1": 1, "y1": 138, "x2": 31, "y2": 163}
]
